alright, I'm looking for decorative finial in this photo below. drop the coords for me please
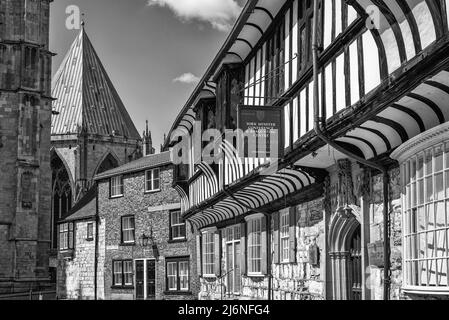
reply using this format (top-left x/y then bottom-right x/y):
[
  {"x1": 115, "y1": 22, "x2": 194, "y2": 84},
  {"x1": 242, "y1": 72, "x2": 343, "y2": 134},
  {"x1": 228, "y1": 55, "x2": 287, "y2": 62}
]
[{"x1": 81, "y1": 13, "x2": 86, "y2": 28}]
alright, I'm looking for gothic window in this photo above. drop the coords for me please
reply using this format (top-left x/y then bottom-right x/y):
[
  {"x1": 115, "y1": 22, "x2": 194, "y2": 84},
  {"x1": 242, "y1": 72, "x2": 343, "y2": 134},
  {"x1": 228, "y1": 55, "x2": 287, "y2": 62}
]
[
  {"x1": 0, "y1": 45, "x2": 7, "y2": 86},
  {"x1": 96, "y1": 153, "x2": 119, "y2": 175},
  {"x1": 23, "y1": 46, "x2": 39, "y2": 89},
  {"x1": 51, "y1": 152, "x2": 73, "y2": 249}
]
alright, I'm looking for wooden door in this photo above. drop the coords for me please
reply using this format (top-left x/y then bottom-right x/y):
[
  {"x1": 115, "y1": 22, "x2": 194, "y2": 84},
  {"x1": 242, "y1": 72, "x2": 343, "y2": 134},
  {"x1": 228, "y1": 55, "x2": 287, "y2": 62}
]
[
  {"x1": 147, "y1": 260, "x2": 156, "y2": 300},
  {"x1": 349, "y1": 226, "x2": 362, "y2": 300},
  {"x1": 135, "y1": 260, "x2": 145, "y2": 300}
]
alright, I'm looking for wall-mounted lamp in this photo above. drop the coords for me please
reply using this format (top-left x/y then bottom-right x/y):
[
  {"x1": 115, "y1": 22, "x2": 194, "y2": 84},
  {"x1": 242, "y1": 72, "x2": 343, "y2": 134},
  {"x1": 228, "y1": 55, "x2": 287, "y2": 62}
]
[{"x1": 139, "y1": 227, "x2": 160, "y2": 261}]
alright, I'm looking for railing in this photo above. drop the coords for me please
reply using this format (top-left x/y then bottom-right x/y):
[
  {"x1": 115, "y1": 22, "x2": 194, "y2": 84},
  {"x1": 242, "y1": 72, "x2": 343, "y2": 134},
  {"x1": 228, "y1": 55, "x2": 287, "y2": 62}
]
[{"x1": 0, "y1": 290, "x2": 57, "y2": 301}]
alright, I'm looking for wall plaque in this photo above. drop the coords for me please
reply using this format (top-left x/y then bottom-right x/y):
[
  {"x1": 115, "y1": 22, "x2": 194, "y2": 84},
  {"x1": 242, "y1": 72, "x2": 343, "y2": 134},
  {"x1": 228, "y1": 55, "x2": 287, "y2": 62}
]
[{"x1": 368, "y1": 241, "x2": 384, "y2": 267}]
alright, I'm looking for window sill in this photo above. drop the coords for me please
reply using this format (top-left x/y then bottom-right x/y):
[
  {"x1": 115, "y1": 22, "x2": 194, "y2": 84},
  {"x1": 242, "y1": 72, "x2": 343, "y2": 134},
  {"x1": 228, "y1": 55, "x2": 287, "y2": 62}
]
[
  {"x1": 247, "y1": 273, "x2": 265, "y2": 278},
  {"x1": 119, "y1": 243, "x2": 136, "y2": 247},
  {"x1": 168, "y1": 238, "x2": 187, "y2": 244},
  {"x1": 144, "y1": 189, "x2": 161, "y2": 195},
  {"x1": 402, "y1": 286, "x2": 449, "y2": 296},
  {"x1": 111, "y1": 285, "x2": 134, "y2": 290},
  {"x1": 86, "y1": 238, "x2": 94, "y2": 242},
  {"x1": 110, "y1": 195, "x2": 124, "y2": 199},
  {"x1": 163, "y1": 291, "x2": 192, "y2": 296}
]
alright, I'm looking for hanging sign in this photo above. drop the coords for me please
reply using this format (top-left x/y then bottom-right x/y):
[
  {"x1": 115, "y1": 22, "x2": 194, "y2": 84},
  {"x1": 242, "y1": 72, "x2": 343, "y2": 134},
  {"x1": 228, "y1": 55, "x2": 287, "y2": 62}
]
[{"x1": 237, "y1": 105, "x2": 284, "y2": 158}]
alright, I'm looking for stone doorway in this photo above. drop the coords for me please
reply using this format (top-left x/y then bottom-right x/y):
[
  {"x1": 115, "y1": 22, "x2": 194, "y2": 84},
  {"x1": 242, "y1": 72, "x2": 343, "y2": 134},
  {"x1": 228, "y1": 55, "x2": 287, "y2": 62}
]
[{"x1": 328, "y1": 207, "x2": 363, "y2": 300}]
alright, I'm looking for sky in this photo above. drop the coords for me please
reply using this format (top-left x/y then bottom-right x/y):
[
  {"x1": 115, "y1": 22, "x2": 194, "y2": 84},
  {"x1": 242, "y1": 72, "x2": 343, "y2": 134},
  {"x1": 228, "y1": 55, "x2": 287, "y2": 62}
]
[{"x1": 50, "y1": 0, "x2": 245, "y2": 150}]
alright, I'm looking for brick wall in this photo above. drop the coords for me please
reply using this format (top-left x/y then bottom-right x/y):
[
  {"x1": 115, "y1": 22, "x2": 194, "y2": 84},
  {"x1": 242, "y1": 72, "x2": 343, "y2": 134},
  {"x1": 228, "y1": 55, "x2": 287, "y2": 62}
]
[{"x1": 98, "y1": 165, "x2": 199, "y2": 300}]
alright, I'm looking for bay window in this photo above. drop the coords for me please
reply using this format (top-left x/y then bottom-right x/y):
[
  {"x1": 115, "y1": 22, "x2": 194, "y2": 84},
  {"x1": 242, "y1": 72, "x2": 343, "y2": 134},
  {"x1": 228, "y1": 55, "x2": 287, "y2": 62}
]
[{"x1": 392, "y1": 123, "x2": 449, "y2": 293}]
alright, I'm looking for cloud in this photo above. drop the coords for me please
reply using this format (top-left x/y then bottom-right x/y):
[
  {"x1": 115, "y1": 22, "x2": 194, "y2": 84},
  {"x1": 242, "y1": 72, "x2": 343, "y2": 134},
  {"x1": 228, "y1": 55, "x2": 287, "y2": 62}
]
[
  {"x1": 147, "y1": 0, "x2": 242, "y2": 32},
  {"x1": 173, "y1": 73, "x2": 201, "y2": 84}
]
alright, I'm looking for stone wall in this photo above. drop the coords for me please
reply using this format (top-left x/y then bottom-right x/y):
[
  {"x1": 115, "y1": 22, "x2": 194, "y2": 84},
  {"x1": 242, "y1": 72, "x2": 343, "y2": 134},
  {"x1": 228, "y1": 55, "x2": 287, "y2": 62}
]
[
  {"x1": 52, "y1": 137, "x2": 140, "y2": 195},
  {"x1": 99, "y1": 165, "x2": 199, "y2": 300},
  {"x1": 199, "y1": 198, "x2": 325, "y2": 300},
  {"x1": 365, "y1": 167, "x2": 402, "y2": 300}
]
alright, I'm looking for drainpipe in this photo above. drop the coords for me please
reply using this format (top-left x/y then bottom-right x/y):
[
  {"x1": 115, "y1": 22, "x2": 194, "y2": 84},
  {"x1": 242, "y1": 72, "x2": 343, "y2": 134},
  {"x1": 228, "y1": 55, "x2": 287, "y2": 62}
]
[
  {"x1": 223, "y1": 188, "x2": 272, "y2": 301},
  {"x1": 94, "y1": 184, "x2": 99, "y2": 300},
  {"x1": 311, "y1": 0, "x2": 390, "y2": 300}
]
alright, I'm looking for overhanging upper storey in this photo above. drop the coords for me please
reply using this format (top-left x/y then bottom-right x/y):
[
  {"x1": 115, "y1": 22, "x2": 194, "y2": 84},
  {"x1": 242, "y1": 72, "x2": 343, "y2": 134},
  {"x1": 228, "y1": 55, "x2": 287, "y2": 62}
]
[{"x1": 167, "y1": 0, "x2": 449, "y2": 229}]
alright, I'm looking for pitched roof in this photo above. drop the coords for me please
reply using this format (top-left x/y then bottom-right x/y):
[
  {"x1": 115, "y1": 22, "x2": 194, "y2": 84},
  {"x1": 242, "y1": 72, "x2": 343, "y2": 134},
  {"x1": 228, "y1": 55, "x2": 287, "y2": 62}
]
[
  {"x1": 60, "y1": 186, "x2": 97, "y2": 223},
  {"x1": 51, "y1": 27, "x2": 140, "y2": 140},
  {"x1": 94, "y1": 151, "x2": 172, "y2": 181}
]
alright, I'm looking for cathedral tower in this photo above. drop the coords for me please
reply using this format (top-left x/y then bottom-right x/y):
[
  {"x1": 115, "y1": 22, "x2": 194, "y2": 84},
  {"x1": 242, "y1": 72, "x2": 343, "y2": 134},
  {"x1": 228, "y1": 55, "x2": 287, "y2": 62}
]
[{"x1": 0, "y1": 0, "x2": 53, "y2": 293}]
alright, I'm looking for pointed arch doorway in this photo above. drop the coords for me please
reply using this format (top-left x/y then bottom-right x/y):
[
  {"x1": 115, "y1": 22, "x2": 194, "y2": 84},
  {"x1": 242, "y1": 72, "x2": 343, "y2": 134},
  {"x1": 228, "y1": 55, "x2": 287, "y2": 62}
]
[{"x1": 328, "y1": 207, "x2": 363, "y2": 300}]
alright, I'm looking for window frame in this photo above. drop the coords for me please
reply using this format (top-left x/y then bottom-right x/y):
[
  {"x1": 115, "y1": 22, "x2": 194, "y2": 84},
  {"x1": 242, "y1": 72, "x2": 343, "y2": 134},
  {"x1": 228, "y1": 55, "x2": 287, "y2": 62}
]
[
  {"x1": 121, "y1": 215, "x2": 136, "y2": 245},
  {"x1": 145, "y1": 168, "x2": 161, "y2": 193},
  {"x1": 59, "y1": 222, "x2": 75, "y2": 251},
  {"x1": 165, "y1": 257, "x2": 190, "y2": 293},
  {"x1": 280, "y1": 210, "x2": 290, "y2": 263},
  {"x1": 110, "y1": 175, "x2": 124, "y2": 198},
  {"x1": 401, "y1": 142, "x2": 449, "y2": 292},
  {"x1": 247, "y1": 216, "x2": 263, "y2": 276},
  {"x1": 112, "y1": 260, "x2": 134, "y2": 288},
  {"x1": 169, "y1": 210, "x2": 186, "y2": 241},
  {"x1": 202, "y1": 231, "x2": 215, "y2": 277},
  {"x1": 86, "y1": 222, "x2": 94, "y2": 241}
]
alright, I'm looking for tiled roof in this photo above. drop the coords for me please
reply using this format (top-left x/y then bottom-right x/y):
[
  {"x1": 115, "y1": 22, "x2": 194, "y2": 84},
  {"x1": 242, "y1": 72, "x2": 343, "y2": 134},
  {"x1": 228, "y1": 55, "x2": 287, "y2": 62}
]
[
  {"x1": 94, "y1": 151, "x2": 172, "y2": 181},
  {"x1": 51, "y1": 27, "x2": 140, "y2": 140},
  {"x1": 60, "y1": 186, "x2": 97, "y2": 223}
]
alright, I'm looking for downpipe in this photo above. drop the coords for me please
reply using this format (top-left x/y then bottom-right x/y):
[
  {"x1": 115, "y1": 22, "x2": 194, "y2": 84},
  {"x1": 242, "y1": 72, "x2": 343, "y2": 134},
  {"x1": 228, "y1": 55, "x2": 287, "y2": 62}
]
[
  {"x1": 94, "y1": 183, "x2": 99, "y2": 300},
  {"x1": 311, "y1": 0, "x2": 390, "y2": 300}
]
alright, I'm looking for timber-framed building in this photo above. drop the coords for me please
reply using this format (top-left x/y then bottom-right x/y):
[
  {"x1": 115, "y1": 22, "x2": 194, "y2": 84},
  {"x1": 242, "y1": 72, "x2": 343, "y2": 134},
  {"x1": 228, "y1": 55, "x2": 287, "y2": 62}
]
[{"x1": 165, "y1": 0, "x2": 449, "y2": 300}]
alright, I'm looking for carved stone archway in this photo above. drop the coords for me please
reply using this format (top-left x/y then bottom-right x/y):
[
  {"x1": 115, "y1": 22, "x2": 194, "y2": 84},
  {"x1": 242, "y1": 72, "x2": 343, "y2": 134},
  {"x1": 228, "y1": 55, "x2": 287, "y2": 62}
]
[{"x1": 328, "y1": 205, "x2": 362, "y2": 300}]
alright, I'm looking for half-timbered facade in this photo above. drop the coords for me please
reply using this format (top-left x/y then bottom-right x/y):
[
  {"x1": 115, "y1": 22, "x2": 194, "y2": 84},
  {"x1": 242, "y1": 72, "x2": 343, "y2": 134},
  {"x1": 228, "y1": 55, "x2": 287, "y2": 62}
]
[{"x1": 166, "y1": 0, "x2": 449, "y2": 300}]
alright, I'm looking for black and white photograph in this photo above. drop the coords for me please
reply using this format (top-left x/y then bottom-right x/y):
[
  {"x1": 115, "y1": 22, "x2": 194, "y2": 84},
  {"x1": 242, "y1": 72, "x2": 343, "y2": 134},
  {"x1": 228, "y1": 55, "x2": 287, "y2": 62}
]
[{"x1": 1, "y1": 0, "x2": 449, "y2": 310}]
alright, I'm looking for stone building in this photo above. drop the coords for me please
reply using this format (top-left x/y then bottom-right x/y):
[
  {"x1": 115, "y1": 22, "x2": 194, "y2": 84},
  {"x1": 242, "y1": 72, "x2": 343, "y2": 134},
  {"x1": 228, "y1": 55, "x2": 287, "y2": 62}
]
[
  {"x1": 165, "y1": 0, "x2": 449, "y2": 300},
  {"x1": 93, "y1": 151, "x2": 199, "y2": 300},
  {"x1": 55, "y1": 186, "x2": 103, "y2": 300},
  {"x1": 0, "y1": 0, "x2": 53, "y2": 294},
  {"x1": 49, "y1": 25, "x2": 149, "y2": 278}
]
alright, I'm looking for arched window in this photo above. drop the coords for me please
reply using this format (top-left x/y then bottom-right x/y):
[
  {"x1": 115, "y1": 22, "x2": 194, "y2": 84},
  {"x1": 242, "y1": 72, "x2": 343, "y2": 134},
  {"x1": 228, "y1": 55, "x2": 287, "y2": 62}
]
[
  {"x1": 51, "y1": 151, "x2": 73, "y2": 249},
  {"x1": 96, "y1": 153, "x2": 119, "y2": 175}
]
